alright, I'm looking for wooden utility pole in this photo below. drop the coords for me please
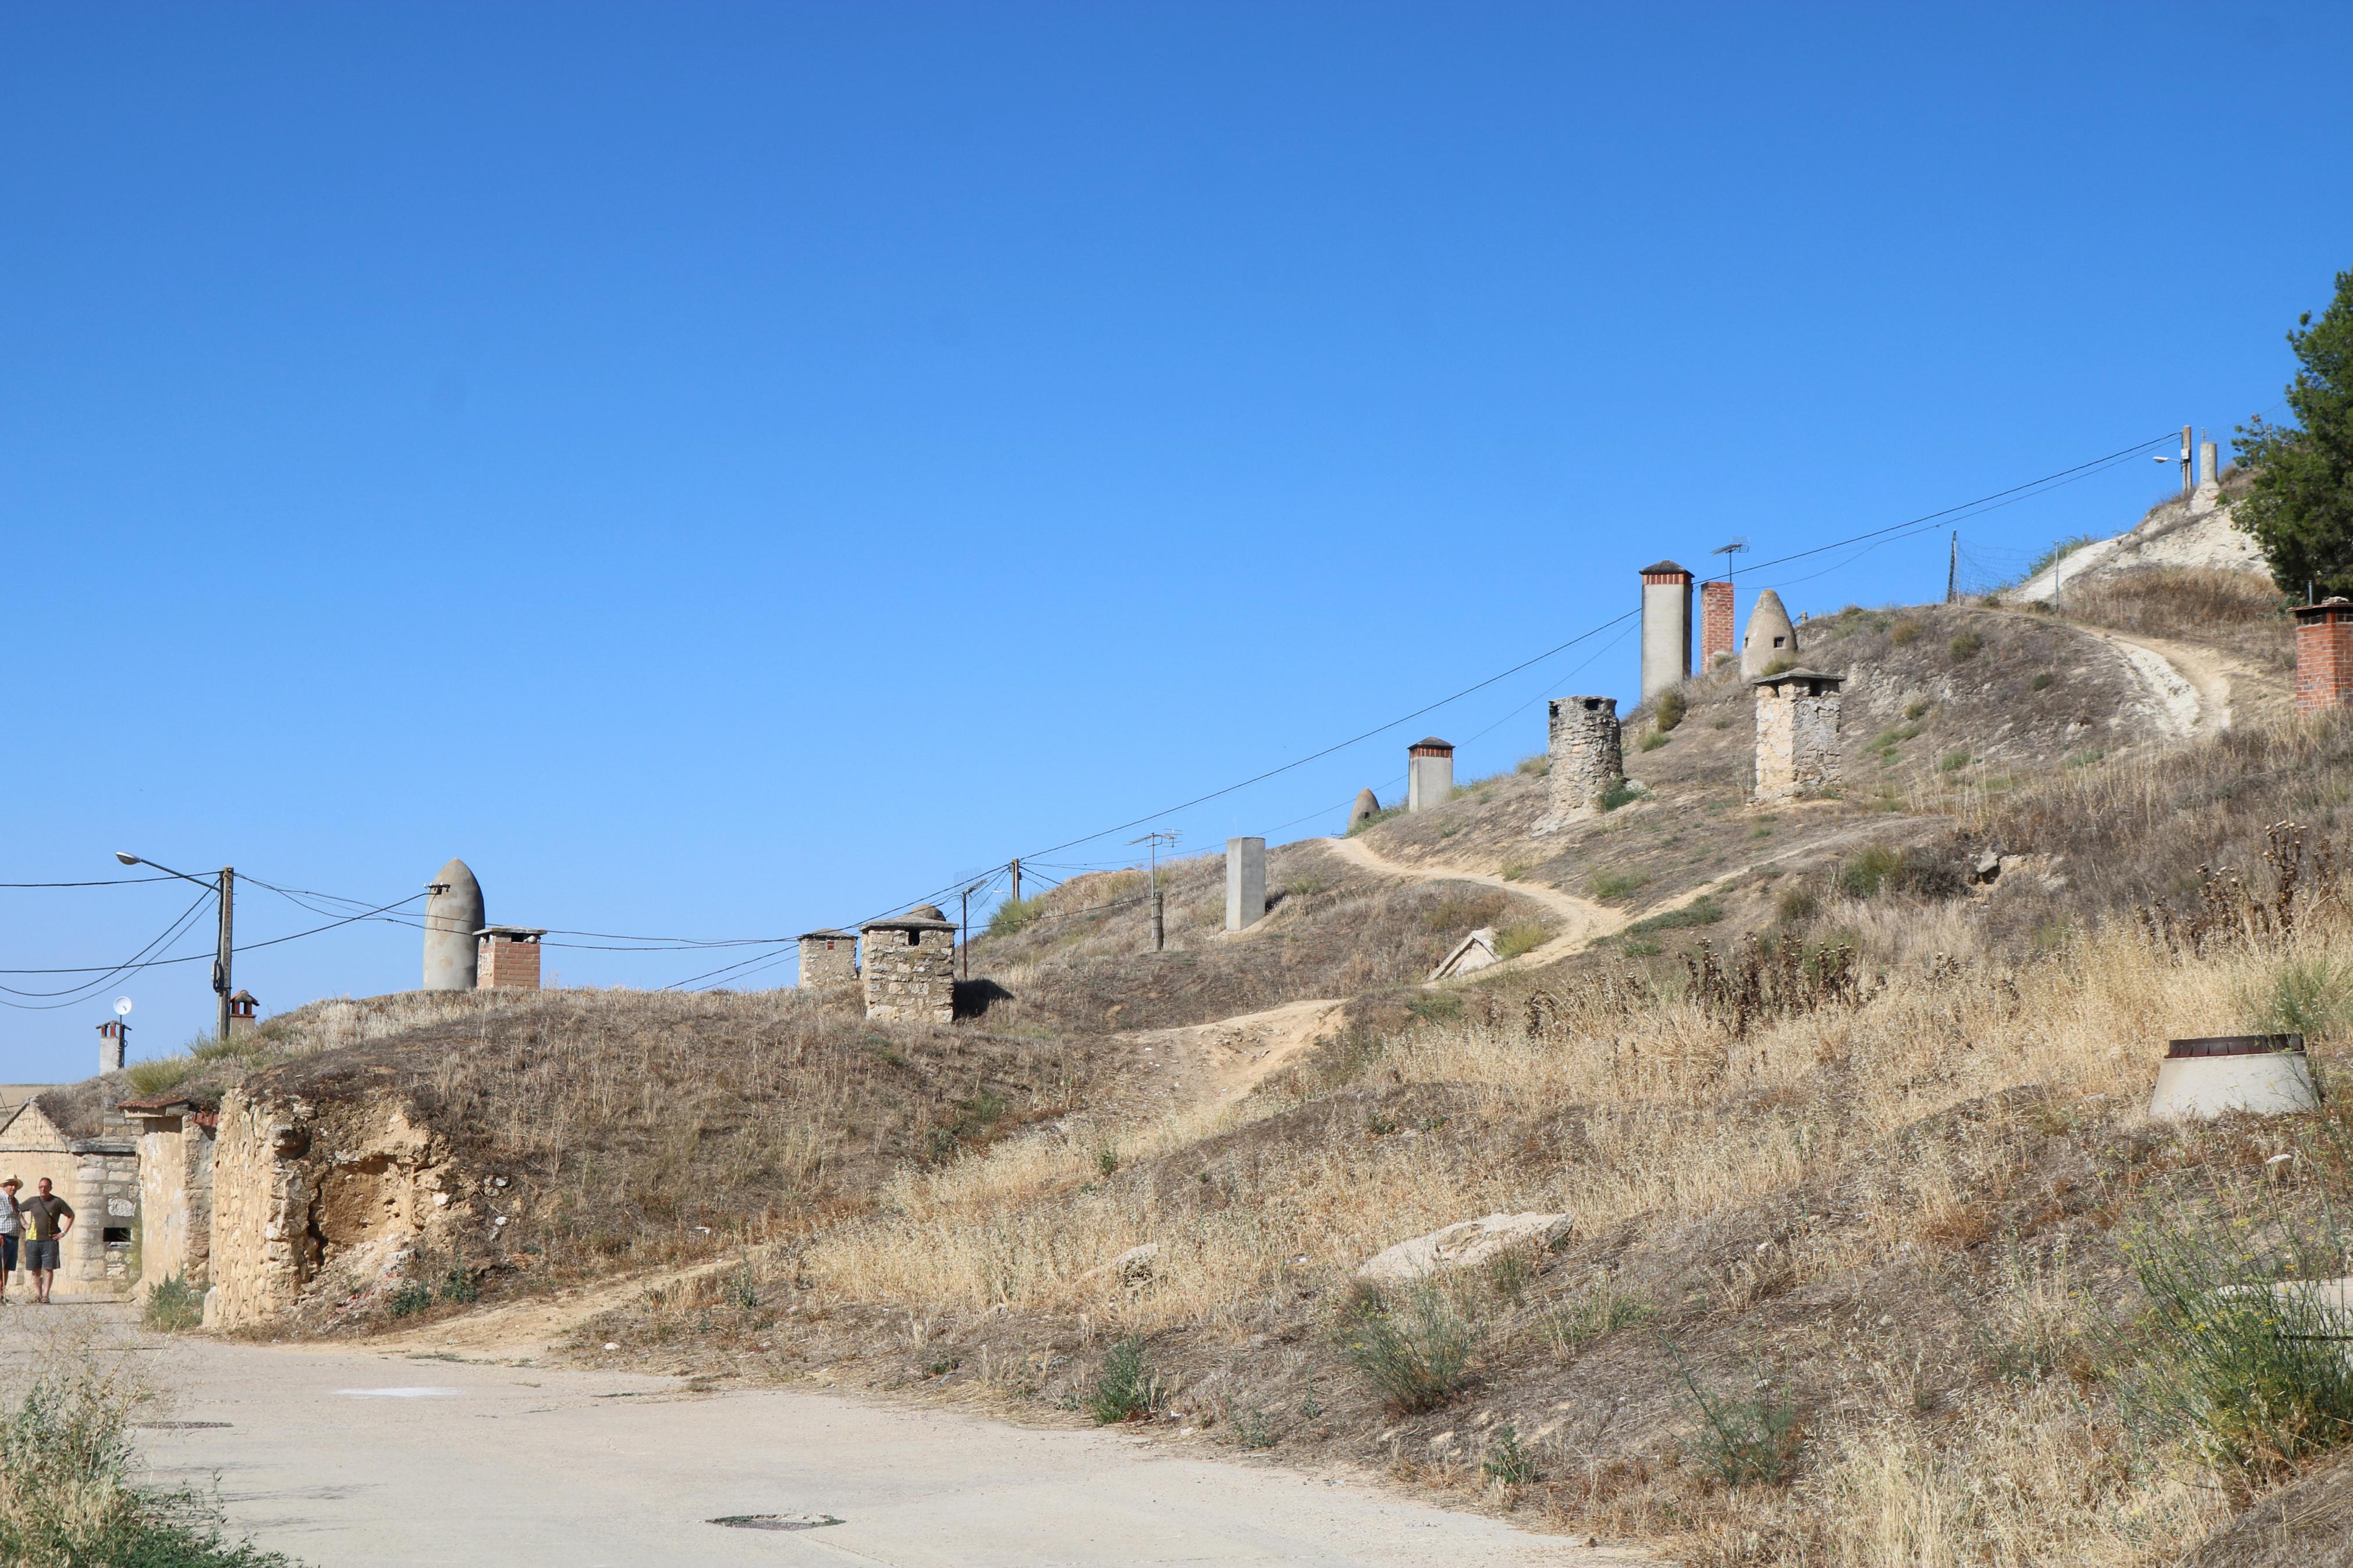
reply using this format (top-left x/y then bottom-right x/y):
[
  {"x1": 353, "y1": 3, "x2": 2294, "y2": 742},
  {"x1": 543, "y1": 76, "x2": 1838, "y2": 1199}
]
[
  {"x1": 959, "y1": 886, "x2": 970, "y2": 978},
  {"x1": 1947, "y1": 531, "x2": 1958, "y2": 605},
  {"x1": 214, "y1": 866, "x2": 235, "y2": 1043},
  {"x1": 1009, "y1": 858, "x2": 1021, "y2": 905},
  {"x1": 1128, "y1": 831, "x2": 1177, "y2": 953}
]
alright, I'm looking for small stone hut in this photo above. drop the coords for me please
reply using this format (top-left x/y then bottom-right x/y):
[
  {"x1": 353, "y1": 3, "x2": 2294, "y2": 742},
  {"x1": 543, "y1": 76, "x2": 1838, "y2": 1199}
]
[
  {"x1": 799, "y1": 929, "x2": 860, "y2": 988},
  {"x1": 1752, "y1": 668, "x2": 1844, "y2": 804},
  {"x1": 860, "y1": 906, "x2": 957, "y2": 1023},
  {"x1": 0, "y1": 1090, "x2": 139, "y2": 1292},
  {"x1": 1539, "y1": 696, "x2": 1623, "y2": 827}
]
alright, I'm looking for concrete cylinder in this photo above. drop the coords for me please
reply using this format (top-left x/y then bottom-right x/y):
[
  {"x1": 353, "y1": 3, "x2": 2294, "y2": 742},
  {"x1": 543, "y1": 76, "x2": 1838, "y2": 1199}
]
[
  {"x1": 1407, "y1": 738, "x2": 1455, "y2": 813},
  {"x1": 422, "y1": 858, "x2": 484, "y2": 991},
  {"x1": 1639, "y1": 562, "x2": 1692, "y2": 704},
  {"x1": 2199, "y1": 440, "x2": 2217, "y2": 488},
  {"x1": 97, "y1": 1021, "x2": 125, "y2": 1075},
  {"x1": 1225, "y1": 837, "x2": 1266, "y2": 931}
]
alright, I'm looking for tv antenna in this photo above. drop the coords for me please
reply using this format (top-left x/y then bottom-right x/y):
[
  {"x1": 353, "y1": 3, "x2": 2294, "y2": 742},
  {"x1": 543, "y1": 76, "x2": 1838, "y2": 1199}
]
[{"x1": 1709, "y1": 536, "x2": 1749, "y2": 582}]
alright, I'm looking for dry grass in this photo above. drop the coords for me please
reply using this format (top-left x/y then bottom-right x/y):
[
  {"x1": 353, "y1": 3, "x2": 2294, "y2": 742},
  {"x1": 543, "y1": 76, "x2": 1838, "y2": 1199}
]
[
  {"x1": 245, "y1": 987, "x2": 1104, "y2": 1297},
  {"x1": 2061, "y1": 566, "x2": 2293, "y2": 674}
]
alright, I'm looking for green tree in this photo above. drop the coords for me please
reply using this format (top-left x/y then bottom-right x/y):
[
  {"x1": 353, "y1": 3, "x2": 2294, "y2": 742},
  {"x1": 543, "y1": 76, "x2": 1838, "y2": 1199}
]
[{"x1": 2234, "y1": 268, "x2": 2353, "y2": 596}]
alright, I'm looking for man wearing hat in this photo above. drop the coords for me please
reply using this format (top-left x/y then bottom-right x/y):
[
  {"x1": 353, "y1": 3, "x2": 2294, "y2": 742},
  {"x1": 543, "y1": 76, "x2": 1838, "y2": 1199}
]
[
  {"x1": 18, "y1": 1179, "x2": 71, "y2": 1305},
  {"x1": 0, "y1": 1178, "x2": 19, "y2": 1303}
]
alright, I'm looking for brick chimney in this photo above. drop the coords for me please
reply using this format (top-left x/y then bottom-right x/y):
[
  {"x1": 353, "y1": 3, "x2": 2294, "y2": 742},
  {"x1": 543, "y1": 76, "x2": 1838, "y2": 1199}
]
[
  {"x1": 2295, "y1": 599, "x2": 2353, "y2": 716},
  {"x1": 475, "y1": 927, "x2": 546, "y2": 989},
  {"x1": 227, "y1": 990, "x2": 259, "y2": 1036},
  {"x1": 1699, "y1": 580, "x2": 1735, "y2": 669}
]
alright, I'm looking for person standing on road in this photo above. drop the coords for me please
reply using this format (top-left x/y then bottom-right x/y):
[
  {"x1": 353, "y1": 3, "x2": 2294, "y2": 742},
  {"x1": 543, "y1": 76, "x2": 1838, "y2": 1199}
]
[
  {"x1": 0, "y1": 1178, "x2": 20, "y2": 1304},
  {"x1": 19, "y1": 1179, "x2": 72, "y2": 1305}
]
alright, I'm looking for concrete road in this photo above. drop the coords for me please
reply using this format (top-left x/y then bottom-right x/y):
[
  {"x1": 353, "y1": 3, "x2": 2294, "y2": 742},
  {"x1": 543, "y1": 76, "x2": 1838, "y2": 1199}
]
[{"x1": 122, "y1": 1324, "x2": 1631, "y2": 1566}]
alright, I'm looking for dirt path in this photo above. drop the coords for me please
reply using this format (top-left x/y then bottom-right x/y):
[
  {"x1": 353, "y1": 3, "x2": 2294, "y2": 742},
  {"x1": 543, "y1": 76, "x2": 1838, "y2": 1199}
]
[
  {"x1": 1319, "y1": 833, "x2": 1625, "y2": 969},
  {"x1": 1994, "y1": 608, "x2": 2264, "y2": 741}
]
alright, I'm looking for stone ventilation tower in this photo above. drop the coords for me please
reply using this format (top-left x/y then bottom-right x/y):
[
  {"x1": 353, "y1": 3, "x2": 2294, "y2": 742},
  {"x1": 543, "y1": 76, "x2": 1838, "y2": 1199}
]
[
  {"x1": 859, "y1": 906, "x2": 957, "y2": 1022},
  {"x1": 1406, "y1": 737, "x2": 1456, "y2": 813},
  {"x1": 1751, "y1": 669, "x2": 1844, "y2": 804},
  {"x1": 2295, "y1": 599, "x2": 2353, "y2": 716},
  {"x1": 1740, "y1": 589, "x2": 1798, "y2": 678},
  {"x1": 1699, "y1": 581, "x2": 1736, "y2": 669},
  {"x1": 422, "y1": 859, "x2": 484, "y2": 991},
  {"x1": 1346, "y1": 788, "x2": 1382, "y2": 832},
  {"x1": 798, "y1": 929, "x2": 860, "y2": 988},
  {"x1": 1639, "y1": 561, "x2": 1692, "y2": 703},
  {"x1": 1538, "y1": 696, "x2": 1624, "y2": 829}
]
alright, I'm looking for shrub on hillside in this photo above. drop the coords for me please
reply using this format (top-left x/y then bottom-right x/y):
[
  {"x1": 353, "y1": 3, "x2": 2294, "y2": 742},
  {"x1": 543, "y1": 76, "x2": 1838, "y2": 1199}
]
[
  {"x1": 1085, "y1": 1336, "x2": 1167, "y2": 1423},
  {"x1": 986, "y1": 894, "x2": 1045, "y2": 938},
  {"x1": 1338, "y1": 1282, "x2": 1479, "y2": 1413},
  {"x1": 1655, "y1": 689, "x2": 1687, "y2": 733}
]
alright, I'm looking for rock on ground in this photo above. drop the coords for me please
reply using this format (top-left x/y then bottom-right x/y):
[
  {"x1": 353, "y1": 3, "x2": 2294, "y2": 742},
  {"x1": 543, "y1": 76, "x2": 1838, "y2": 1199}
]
[{"x1": 1355, "y1": 1213, "x2": 1570, "y2": 1285}]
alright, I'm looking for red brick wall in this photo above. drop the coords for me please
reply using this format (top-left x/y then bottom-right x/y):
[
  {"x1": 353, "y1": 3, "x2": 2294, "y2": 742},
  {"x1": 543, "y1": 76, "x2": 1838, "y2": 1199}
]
[
  {"x1": 2297, "y1": 607, "x2": 2353, "y2": 716},
  {"x1": 477, "y1": 937, "x2": 541, "y2": 990},
  {"x1": 1699, "y1": 581, "x2": 1734, "y2": 668}
]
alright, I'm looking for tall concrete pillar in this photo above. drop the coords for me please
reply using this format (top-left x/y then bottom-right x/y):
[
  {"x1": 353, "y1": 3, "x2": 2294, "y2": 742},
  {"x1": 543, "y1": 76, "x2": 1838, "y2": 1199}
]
[
  {"x1": 1639, "y1": 561, "x2": 1693, "y2": 705},
  {"x1": 1407, "y1": 737, "x2": 1456, "y2": 813},
  {"x1": 423, "y1": 858, "x2": 485, "y2": 991},
  {"x1": 1225, "y1": 837, "x2": 1266, "y2": 931},
  {"x1": 2194, "y1": 439, "x2": 2223, "y2": 513}
]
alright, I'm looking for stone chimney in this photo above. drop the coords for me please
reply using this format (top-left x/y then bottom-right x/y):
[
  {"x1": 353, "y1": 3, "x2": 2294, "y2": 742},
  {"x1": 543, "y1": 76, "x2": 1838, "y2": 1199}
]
[
  {"x1": 859, "y1": 906, "x2": 957, "y2": 1022},
  {"x1": 1225, "y1": 837, "x2": 1266, "y2": 931},
  {"x1": 798, "y1": 930, "x2": 860, "y2": 988},
  {"x1": 1699, "y1": 581, "x2": 1736, "y2": 669},
  {"x1": 1639, "y1": 561, "x2": 1693, "y2": 703},
  {"x1": 97, "y1": 1020, "x2": 126, "y2": 1074},
  {"x1": 1406, "y1": 737, "x2": 1456, "y2": 813},
  {"x1": 2295, "y1": 599, "x2": 2353, "y2": 716},
  {"x1": 1751, "y1": 669, "x2": 1844, "y2": 804},
  {"x1": 1539, "y1": 696, "x2": 1623, "y2": 829},
  {"x1": 1740, "y1": 589, "x2": 1798, "y2": 678},
  {"x1": 475, "y1": 927, "x2": 545, "y2": 989},
  {"x1": 423, "y1": 858, "x2": 484, "y2": 991},
  {"x1": 227, "y1": 989, "x2": 259, "y2": 1036}
]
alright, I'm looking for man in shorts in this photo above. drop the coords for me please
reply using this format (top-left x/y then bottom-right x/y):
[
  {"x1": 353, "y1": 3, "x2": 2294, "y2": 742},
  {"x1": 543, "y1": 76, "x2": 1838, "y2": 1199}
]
[
  {"x1": 0, "y1": 1178, "x2": 20, "y2": 1303},
  {"x1": 19, "y1": 1178, "x2": 72, "y2": 1304}
]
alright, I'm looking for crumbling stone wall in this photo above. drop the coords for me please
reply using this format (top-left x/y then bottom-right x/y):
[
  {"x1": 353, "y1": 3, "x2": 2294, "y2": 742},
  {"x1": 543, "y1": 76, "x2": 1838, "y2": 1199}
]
[
  {"x1": 1753, "y1": 676, "x2": 1843, "y2": 804},
  {"x1": 205, "y1": 1082, "x2": 456, "y2": 1331},
  {"x1": 1540, "y1": 696, "x2": 1623, "y2": 828}
]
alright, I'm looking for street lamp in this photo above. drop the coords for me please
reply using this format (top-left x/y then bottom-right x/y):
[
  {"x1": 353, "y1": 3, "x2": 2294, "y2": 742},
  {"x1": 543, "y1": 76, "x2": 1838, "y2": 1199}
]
[{"x1": 115, "y1": 852, "x2": 235, "y2": 1043}]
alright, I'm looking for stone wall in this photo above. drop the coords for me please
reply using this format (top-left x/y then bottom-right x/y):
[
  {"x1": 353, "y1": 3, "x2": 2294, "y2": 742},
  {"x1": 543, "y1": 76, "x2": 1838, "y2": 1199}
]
[
  {"x1": 800, "y1": 932, "x2": 859, "y2": 988},
  {"x1": 1753, "y1": 678, "x2": 1843, "y2": 804},
  {"x1": 1541, "y1": 696, "x2": 1623, "y2": 826},
  {"x1": 133, "y1": 1114, "x2": 214, "y2": 1294},
  {"x1": 861, "y1": 924, "x2": 954, "y2": 1022},
  {"x1": 205, "y1": 1082, "x2": 456, "y2": 1331}
]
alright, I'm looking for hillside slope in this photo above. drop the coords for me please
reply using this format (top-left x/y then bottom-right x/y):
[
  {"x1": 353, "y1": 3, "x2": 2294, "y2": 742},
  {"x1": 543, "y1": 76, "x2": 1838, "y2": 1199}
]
[{"x1": 167, "y1": 571, "x2": 2353, "y2": 1565}]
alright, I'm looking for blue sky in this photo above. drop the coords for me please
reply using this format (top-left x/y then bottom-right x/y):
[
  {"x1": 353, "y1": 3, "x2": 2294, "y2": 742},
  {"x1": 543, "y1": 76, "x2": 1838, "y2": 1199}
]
[{"x1": 3, "y1": 3, "x2": 2348, "y2": 1077}]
